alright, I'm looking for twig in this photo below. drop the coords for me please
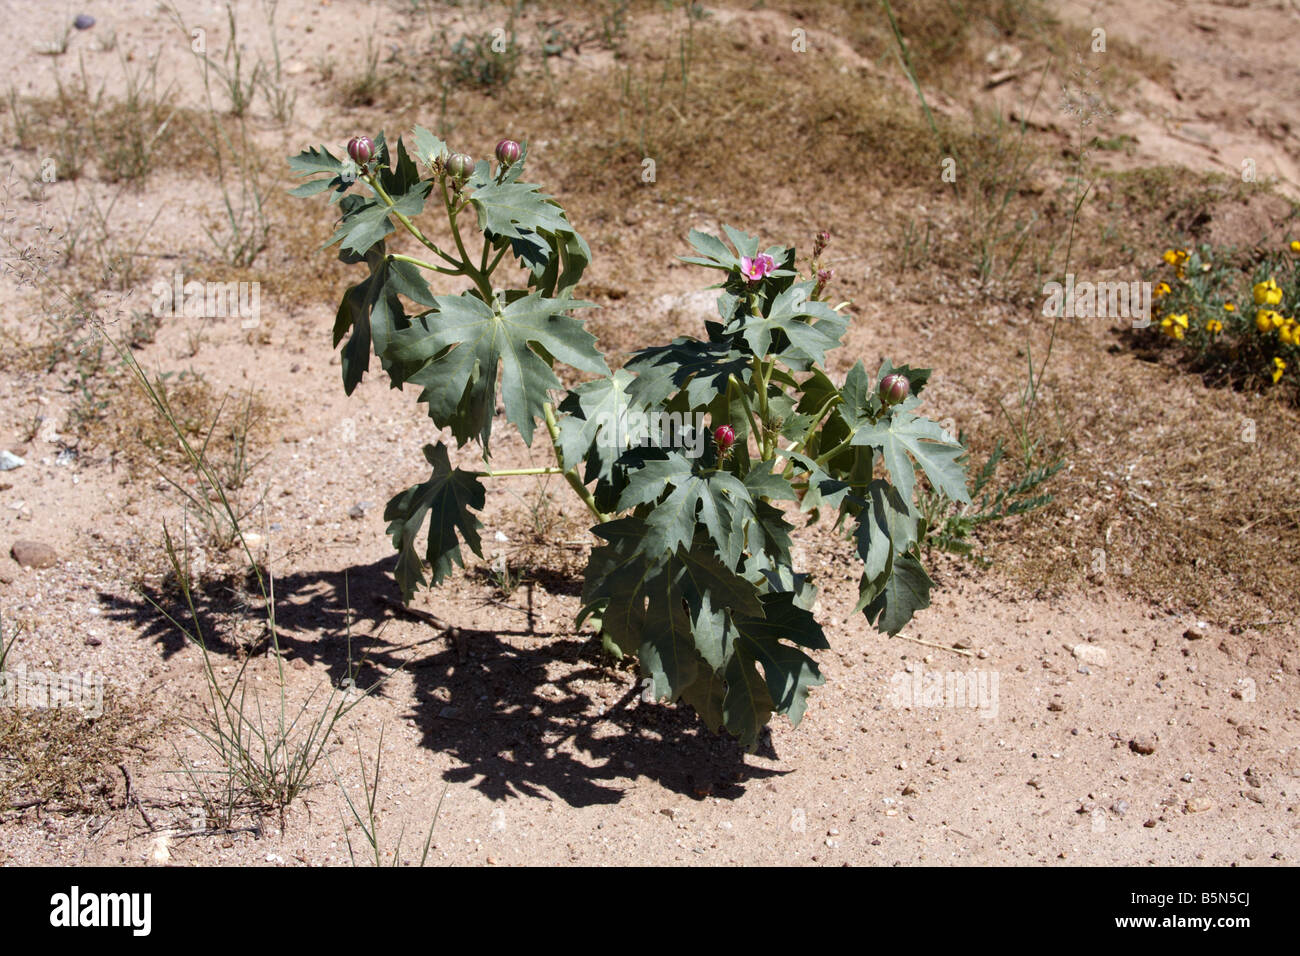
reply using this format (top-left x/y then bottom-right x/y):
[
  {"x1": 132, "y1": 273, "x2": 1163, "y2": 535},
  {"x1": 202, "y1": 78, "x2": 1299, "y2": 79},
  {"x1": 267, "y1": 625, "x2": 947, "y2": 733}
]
[
  {"x1": 892, "y1": 633, "x2": 976, "y2": 657},
  {"x1": 119, "y1": 763, "x2": 156, "y2": 832},
  {"x1": 378, "y1": 595, "x2": 452, "y2": 632}
]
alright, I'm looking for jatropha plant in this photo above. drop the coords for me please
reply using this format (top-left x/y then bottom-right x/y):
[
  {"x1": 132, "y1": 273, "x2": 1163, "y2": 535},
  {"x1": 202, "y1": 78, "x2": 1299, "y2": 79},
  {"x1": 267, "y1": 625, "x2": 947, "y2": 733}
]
[{"x1": 289, "y1": 129, "x2": 970, "y2": 748}]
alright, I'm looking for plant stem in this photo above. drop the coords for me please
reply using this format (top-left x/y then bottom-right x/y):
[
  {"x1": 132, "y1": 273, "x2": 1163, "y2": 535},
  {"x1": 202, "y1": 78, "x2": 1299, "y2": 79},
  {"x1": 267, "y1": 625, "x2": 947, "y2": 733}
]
[
  {"x1": 729, "y1": 374, "x2": 762, "y2": 448},
  {"x1": 389, "y1": 252, "x2": 464, "y2": 276},
  {"x1": 441, "y1": 177, "x2": 493, "y2": 301},
  {"x1": 364, "y1": 174, "x2": 461, "y2": 270},
  {"x1": 543, "y1": 402, "x2": 607, "y2": 523},
  {"x1": 477, "y1": 466, "x2": 564, "y2": 478}
]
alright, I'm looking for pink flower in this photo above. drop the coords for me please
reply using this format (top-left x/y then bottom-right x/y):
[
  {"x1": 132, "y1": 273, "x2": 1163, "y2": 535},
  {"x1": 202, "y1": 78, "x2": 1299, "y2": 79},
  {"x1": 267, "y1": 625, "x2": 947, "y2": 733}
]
[
  {"x1": 714, "y1": 424, "x2": 736, "y2": 453},
  {"x1": 740, "y1": 253, "x2": 775, "y2": 284}
]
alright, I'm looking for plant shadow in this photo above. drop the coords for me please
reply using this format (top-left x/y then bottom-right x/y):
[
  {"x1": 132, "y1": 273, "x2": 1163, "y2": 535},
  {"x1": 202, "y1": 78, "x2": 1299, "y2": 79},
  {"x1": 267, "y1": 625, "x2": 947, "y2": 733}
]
[{"x1": 98, "y1": 556, "x2": 783, "y2": 807}]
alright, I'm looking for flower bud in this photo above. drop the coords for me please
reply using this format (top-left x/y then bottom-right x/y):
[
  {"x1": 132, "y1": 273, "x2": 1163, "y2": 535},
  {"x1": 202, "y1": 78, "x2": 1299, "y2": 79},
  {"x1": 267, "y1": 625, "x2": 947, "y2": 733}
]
[
  {"x1": 347, "y1": 135, "x2": 375, "y2": 166},
  {"x1": 495, "y1": 139, "x2": 522, "y2": 166},
  {"x1": 879, "y1": 373, "x2": 910, "y2": 406},
  {"x1": 447, "y1": 152, "x2": 474, "y2": 181},
  {"x1": 714, "y1": 424, "x2": 736, "y2": 453},
  {"x1": 814, "y1": 229, "x2": 830, "y2": 257}
]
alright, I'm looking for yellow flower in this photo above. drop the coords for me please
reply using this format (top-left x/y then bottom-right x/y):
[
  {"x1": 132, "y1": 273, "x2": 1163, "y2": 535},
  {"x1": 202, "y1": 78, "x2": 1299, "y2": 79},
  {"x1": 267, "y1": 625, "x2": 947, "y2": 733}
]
[
  {"x1": 1281, "y1": 325, "x2": 1295, "y2": 346},
  {"x1": 1205, "y1": 319, "x2": 1223, "y2": 335},
  {"x1": 1224, "y1": 303, "x2": 1236, "y2": 312},
  {"x1": 1257, "y1": 309, "x2": 1283, "y2": 332},
  {"x1": 1154, "y1": 281, "x2": 1172, "y2": 297},
  {"x1": 1162, "y1": 249, "x2": 1188, "y2": 266},
  {"x1": 1291, "y1": 240, "x2": 1300, "y2": 254},
  {"x1": 1272, "y1": 357, "x2": 1286, "y2": 384},
  {"x1": 1161, "y1": 313, "x2": 1189, "y2": 340},
  {"x1": 1253, "y1": 277, "x2": 1283, "y2": 306}
]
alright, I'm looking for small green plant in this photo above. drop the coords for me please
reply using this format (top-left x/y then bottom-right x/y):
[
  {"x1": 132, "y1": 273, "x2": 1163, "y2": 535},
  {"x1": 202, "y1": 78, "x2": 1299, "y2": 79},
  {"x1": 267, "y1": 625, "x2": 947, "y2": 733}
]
[
  {"x1": 256, "y1": 0, "x2": 297, "y2": 125},
  {"x1": 290, "y1": 130, "x2": 971, "y2": 749},
  {"x1": 917, "y1": 438, "x2": 1062, "y2": 559},
  {"x1": 330, "y1": 727, "x2": 445, "y2": 867},
  {"x1": 442, "y1": 26, "x2": 519, "y2": 92},
  {"x1": 98, "y1": 332, "x2": 372, "y2": 821}
]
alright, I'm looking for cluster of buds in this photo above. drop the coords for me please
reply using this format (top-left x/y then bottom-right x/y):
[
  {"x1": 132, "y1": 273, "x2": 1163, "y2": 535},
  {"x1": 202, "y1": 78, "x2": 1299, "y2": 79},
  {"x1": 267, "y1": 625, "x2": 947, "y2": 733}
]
[
  {"x1": 813, "y1": 267, "x2": 834, "y2": 299},
  {"x1": 811, "y1": 229, "x2": 833, "y2": 299},
  {"x1": 346, "y1": 135, "x2": 524, "y2": 188}
]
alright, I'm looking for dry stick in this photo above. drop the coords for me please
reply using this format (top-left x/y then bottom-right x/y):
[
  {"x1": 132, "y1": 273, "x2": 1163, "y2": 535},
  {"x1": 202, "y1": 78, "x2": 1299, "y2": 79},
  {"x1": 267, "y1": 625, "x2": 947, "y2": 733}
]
[
  {"x1": 377, "y1": 595, "x2": 452, "y2": 632},
  {"x1": 892, "y1": 632, "x2": 975, "y2": 658},
  {"x1": 119, "y1": 764, "x2": 156, "y2": 832}
]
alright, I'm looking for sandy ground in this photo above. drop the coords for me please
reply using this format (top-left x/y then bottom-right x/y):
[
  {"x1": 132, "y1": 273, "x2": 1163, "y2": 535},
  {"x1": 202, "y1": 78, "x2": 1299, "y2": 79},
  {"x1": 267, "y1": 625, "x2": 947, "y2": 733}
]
[{"x1": 0, "y1": 0, "x2": 1298, "y2": 866}]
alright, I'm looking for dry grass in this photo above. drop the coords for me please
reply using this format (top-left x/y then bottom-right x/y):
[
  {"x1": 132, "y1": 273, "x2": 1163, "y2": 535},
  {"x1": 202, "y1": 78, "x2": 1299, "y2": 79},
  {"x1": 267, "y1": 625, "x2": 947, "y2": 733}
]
[{"x1": 0, "y1": 691, "x2": 156, "y2": 815}]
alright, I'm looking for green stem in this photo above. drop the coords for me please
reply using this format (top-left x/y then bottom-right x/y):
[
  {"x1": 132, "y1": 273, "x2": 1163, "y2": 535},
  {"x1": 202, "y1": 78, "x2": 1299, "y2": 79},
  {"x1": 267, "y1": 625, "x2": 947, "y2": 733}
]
[
  {"x1": 814, "y1": 434, "x2": 854, "y2": 467},
  {"x1": 442, "y1": 177, "x2": 492, "y2": 301},
  {"x1": 389, "y1": 252, "x2": 464, "y2": 276},
  {"x1": 729, "y1": 374, "x2": 762, "y2": 449},
  {"x1": 364, "y1": 175, "x2": 461, "y2": 269},
  {"x1": 543, "y1": 403, "x2": 607, "y2": 523},
  {"x1": 477, "y1": 466, "x2": 564, "y2": 478}
]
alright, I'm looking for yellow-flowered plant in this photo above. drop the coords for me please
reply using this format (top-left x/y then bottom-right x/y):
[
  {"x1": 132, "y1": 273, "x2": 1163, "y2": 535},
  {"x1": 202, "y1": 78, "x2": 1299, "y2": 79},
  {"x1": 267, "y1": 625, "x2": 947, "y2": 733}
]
[{"x1": 1145, "y1": 241, "x2": 1298, "y2": 397}]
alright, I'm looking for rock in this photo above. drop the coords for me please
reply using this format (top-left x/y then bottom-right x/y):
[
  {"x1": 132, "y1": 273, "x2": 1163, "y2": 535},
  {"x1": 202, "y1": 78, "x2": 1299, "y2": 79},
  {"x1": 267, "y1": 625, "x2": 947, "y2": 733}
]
[
  {"x1": 237, "y1": 533, "x2": 264, "y2": 551},
  {"x1": 1129, "y1": 735, "x2": 1157, "y2": 755},
  {"x1": 347, "y1": 501, "x2": 372, "y2": 520},
  {"x1": 1185, "y1": 796, "x2": 1214, "y2": 813},
  {"x1": 1244, "y1": 768, "x2": 1262, "y2": 788},
  {"x1": 1183, "y1": 624, "x2": 1208, "y2": 641},
  {"x1": 73, "y1": 14, "x2": 96, "y2": 30},
  {"x1": 1072, "y1": 644, "x2": 1109, "y2": 666},
  {"x1": 1048, "y1": 700, "x2": 1065, "y2": 712},
  {"x1": 1111, "y1": 800, "x2": 1128, "y2": 817},
  {"x1": 0, "y1": 450, "x2": 24, "y2": 471},
  {"x1": 10, "y1": 540, "x2": 58, "y2": 569},
  {"x1": 84, "y1": 635, "x2": 102, "y2": 647},
  {"x1": 1242, "y1": 789, "x2": 1264, "y2": 805},
  {"x1": 1028, "y1": 778, "x2": 1043, "y2": 790}
]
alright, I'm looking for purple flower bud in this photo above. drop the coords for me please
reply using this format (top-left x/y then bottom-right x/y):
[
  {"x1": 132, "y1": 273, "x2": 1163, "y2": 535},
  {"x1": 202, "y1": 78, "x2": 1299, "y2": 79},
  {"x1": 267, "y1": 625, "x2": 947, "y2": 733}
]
[
  {"x1": 714, "y1": 424, "x2": 736, "y2": 453},
  {"x1": 879, "y1": 373, "x2": 910, "y2": 406},
  {"x1": 495, "y1": 139, "x2": 522, "y2": 166},
  {"x1": 814, "y1": 229, "x2": 830, "y2": 257},
  {"x1": 347, "y1": 136, "x2": 375, "y2": 166},
  {"x1": 447, "y1": 152, "x2": 474, "y2": 181}
]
